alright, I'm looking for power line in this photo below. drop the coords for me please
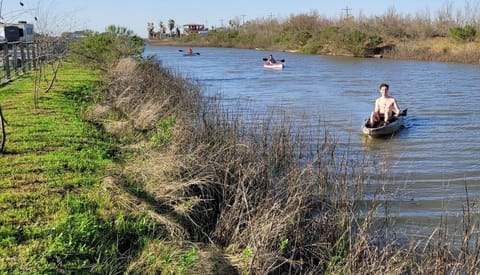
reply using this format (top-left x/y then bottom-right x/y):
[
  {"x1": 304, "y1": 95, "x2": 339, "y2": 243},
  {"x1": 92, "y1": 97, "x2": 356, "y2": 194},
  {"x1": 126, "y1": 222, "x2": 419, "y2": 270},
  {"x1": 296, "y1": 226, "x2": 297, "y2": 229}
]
[
  {"x1": 342, "y1": 6, "x2": 352, "y2": 18},
  {"x1": 240, "y1": 14, "x2": 246, "y2": 25}
]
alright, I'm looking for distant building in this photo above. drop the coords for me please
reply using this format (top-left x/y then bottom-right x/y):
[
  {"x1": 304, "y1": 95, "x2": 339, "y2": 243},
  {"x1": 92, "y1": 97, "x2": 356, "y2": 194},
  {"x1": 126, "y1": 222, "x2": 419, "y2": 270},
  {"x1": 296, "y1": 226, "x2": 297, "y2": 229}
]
[
  {"x1": 61, "y1": 30, "x2": 86, "y2": 41},
  {"x1": 183, "y1": 23, "x2": 208, "y2": 36}
]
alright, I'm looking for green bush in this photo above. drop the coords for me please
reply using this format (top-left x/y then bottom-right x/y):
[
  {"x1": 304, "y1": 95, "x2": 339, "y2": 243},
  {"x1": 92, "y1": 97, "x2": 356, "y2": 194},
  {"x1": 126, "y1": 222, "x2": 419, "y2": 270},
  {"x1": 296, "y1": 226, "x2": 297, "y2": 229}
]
[
  {"x1": 301, "y1": 39, "x2": 322, "y2": 54},
  {"x1": 228, "y1": 30, "x2": 240, "y2": 39},
  {"x1": 295, "y1": 31, "x2": 313, "y2": 46},
  {"x1": 449, "y1": 25, "x2": 477, "y2": 41},
  {"x1": 367, "y1": 35, "x2": 384, "y2": 48},
  {"x1": 152, "y1": 115, "x2": 176, "y2": 146},
  {"x1": 68, "y1": 25, "x2": 144, "y2": 71},
  {"x1": 463, "y1": 25, "x2": 477, "y2": 41},
  {"x1": 319, "y1": 26, "x2": 340, "y2": 44},
  {"x1": 342, "y1": 29, "x2": 368, "y2": 56}
]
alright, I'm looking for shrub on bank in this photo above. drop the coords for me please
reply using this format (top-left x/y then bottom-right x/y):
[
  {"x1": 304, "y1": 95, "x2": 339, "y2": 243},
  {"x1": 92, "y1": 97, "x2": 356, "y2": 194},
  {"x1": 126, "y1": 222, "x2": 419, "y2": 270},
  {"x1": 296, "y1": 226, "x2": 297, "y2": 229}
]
[
  {"x1": 168, "y1": 6, "x2": 480, "y2": 63},
  {"x1": 449, "y1": 25, "x2": 477, "y2": 41},
  {"x1": 67, "y1": 25, "x2": 145, "y2": 71}
]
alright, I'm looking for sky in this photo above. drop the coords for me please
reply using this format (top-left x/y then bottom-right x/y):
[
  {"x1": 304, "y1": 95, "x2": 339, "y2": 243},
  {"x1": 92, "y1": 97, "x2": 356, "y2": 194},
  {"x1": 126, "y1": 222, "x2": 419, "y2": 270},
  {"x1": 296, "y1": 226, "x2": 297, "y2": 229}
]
[{"x1": 0, "y1": 0, "x2": 477, "y2": 38}]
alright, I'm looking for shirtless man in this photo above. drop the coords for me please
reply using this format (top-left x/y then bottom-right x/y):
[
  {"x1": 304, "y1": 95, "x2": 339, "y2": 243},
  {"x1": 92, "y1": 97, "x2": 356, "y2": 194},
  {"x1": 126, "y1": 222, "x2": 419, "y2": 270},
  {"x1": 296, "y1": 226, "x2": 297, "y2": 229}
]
[
  {"x1": 368, "y1": 83, "x2": 401, "y2": 126},
  {"x1": 267, "y1": 54, "x2": 276, "y2": 64}
]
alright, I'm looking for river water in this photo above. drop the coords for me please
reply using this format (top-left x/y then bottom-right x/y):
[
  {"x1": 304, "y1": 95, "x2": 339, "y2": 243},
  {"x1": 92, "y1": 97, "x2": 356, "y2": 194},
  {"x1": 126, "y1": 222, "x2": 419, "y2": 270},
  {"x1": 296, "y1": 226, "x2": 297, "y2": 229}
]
[{"x1": 144, "y1": 45, "x2": 480, "y2": 235}]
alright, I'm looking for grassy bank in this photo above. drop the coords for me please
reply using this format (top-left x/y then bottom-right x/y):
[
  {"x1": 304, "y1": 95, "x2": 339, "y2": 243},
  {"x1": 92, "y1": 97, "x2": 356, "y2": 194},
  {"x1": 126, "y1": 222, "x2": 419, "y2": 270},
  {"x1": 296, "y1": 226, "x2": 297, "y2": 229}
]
[
  {"x1": 0, "y1": 63, "x2": 161, "y2": 273},
  {"x1": 2, "y1": 44, "x2": 480, "y2": 273},
  {"x1": 0, "y1": 59, "x2": 238, "y2": 274},
  {"x1": 0, "y1": 64, "x2": 107, "y2": 272}
]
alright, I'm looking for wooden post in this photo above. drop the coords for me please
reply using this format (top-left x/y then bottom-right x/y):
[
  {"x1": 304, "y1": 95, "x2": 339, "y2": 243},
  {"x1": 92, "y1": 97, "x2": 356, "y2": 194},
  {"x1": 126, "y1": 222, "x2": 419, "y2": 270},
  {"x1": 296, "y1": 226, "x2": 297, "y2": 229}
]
[
  {"x1": 31, "y1": 41, "x2": 37, "y2": 70},
  {"x1": 20, "y1": 42, "x2": 26, "y2": 74},
  {"x1": 25, "y1": 42, "x2": 32, "y2": 71},
  {"x1": 2, "y1": 43, "x2": 11, "y2": 81},
  {"x1": 12, "y1": 43, "x2": 20, "y2": 76}
]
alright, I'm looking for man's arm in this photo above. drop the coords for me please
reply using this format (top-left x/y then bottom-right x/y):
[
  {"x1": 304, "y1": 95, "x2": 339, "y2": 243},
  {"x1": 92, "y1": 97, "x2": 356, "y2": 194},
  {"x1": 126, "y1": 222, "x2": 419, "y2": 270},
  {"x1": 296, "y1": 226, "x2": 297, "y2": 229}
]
[
  {"x1": 393, "y1": 99, "x2": 401, "y2": 116},
  {"x1": 374, "y1": 99, "x2": 380, "y2": 113}
]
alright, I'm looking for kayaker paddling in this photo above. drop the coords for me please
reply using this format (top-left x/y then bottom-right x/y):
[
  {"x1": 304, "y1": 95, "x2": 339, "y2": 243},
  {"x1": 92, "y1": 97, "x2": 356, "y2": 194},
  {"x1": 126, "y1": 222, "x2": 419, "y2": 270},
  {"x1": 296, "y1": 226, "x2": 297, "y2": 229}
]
[{"x1": 266, "y1": 54, "x2": 276, "y2": 64}]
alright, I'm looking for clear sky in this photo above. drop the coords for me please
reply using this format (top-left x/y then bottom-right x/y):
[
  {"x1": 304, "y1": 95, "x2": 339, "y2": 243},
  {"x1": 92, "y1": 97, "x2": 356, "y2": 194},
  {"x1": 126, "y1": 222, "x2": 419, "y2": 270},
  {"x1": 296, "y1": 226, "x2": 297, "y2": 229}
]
[{"x1": 0, "y1": 0, "x2": 477, "y2": 38}]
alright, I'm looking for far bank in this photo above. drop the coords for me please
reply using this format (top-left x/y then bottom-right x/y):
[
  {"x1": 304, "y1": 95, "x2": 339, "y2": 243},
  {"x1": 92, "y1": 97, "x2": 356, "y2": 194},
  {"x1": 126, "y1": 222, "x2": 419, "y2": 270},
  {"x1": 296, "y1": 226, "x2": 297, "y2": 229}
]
[
  {"x1": 146, "y1": 36, "x2": 480, "y2": 65},
  {"x1": 146, "y1": 8, "x2": 480, "y2": 65}
]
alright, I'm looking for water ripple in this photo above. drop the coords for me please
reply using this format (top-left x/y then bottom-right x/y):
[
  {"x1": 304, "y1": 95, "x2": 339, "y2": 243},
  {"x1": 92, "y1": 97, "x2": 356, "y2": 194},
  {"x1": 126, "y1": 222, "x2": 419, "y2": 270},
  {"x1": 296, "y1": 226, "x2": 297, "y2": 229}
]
[{"x1": 144, "y1": 45, "x2": 480, "y2": 234}]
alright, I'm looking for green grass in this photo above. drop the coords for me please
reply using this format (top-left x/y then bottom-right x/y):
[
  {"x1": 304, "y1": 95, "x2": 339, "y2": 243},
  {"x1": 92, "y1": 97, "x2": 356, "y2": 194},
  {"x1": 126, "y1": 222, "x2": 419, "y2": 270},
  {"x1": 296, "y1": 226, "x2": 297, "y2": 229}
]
[{"x1": 0, "y1": 62, "x2": 159, "y2": 273}]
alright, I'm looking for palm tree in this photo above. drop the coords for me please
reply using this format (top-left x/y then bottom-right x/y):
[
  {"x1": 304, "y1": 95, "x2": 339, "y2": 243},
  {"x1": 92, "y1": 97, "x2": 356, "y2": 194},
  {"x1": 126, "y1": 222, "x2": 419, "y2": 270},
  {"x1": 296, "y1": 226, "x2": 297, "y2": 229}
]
[{"x1": 168, "y1": 19, "x2": 175, "y2": 35}]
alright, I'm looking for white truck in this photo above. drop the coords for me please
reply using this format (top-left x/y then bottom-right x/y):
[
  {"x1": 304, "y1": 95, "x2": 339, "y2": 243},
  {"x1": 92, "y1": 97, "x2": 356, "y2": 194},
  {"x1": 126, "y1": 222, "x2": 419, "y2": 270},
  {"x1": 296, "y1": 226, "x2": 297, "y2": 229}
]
[{"x1": 0, "y1": 21, "x2": 34, "y2": 42}]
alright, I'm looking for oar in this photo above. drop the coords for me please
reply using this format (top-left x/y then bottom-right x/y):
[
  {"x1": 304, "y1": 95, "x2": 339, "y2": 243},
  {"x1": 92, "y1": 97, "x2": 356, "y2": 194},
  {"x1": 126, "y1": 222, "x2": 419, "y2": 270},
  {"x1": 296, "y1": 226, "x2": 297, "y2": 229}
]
[
  {"x1": 398, "y1": 108, "x2": 408, "y2": 116},
  {"x1": 262, "y1": 58, "x2": 285, "y2": 62},
  {"x1": 179, "y1": 49, "x2": 201, "y2": 55}
]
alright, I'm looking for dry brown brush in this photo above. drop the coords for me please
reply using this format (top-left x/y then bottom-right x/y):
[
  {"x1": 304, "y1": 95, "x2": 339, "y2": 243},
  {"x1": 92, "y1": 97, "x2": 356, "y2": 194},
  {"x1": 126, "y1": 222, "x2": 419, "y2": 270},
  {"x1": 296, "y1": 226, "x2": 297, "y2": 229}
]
[
  {"x1": 173, "y1": 3, "x2": 480, "y2": 63},
  {"x1": 90, "y1": 57, "x2": 480, "y2": 274}
]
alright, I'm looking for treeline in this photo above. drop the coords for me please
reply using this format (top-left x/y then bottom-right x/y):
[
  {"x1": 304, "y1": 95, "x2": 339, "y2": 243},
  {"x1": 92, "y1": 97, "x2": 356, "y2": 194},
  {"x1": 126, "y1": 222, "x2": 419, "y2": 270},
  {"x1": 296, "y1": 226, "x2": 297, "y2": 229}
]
[{"x1": 177, "y1": 3, "x2": 480, "y2": 63}]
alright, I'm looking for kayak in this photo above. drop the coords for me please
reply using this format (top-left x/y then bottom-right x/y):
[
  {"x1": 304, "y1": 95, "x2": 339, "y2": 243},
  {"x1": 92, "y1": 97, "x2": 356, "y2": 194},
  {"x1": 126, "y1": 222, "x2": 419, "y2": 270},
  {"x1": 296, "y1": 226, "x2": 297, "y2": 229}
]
[
  {"x1": 263, "y1": 62, "x2": 285, "y2": 69},
  {"x1": 362, "y1": 109, "x2": 407, "y2": 137},
  {"x1": 179, "y1": 50, "x2": 200, "y2": 56}
]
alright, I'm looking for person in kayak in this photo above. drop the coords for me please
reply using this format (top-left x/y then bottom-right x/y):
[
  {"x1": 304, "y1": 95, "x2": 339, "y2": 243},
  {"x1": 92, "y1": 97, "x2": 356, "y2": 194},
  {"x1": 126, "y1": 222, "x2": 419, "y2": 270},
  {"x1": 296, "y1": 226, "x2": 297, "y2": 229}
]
[
  {"x1": 367, "y1": 83, "x2": 401, "y2": 127},
  {"x1": 187, "y1": 48, "x2": 193, "y2": 54},
  {"x1": 266, "y1": 54, "x2": 276, "y2": 64}
]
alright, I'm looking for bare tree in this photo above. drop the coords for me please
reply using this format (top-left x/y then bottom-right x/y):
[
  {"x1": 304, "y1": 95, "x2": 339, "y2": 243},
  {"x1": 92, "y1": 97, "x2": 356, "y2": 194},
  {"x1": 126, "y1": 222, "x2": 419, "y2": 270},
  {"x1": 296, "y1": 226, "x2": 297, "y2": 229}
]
[
  {"x1": 0, "y1": 105, "x2": 6, "y2": 153},
  {"x1": 13, "y1": 0, "x2": 73, "y2": 107}
]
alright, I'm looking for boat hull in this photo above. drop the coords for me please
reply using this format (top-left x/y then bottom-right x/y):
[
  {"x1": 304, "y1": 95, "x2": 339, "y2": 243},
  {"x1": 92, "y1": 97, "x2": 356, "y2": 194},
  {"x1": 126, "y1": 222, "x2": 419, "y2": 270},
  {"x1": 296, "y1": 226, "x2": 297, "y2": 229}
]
[
  {"x1": 362, "y1": 109, "x2": 407, "y2": 137},
  {"x1": 263, "y1": 62, "x2": 284, "y2": 69},
  {"x1": 362, "y1": 117, "x2": 404, "y2": 137}
]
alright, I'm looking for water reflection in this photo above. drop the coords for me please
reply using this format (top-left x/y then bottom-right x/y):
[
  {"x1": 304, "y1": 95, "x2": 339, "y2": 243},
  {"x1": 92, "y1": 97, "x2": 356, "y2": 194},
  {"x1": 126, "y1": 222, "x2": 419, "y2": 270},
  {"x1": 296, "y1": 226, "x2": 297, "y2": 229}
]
[{"x1": 144, "y1": 45, "x2": 480, "y2": 235}]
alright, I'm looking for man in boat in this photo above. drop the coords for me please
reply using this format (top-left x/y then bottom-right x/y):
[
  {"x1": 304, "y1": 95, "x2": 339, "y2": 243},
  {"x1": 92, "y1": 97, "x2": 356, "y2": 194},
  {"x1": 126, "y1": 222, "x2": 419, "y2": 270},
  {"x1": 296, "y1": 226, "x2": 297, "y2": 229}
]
[
  {"x1": 267, "y1": 54, "x2": 276, "y2": 64},
  {"x1": 187, "y1": 48, "x2": 193, "y2": 54},
  {"x1": 367, "y1": 83, "x2": 401, "y2": 127}
]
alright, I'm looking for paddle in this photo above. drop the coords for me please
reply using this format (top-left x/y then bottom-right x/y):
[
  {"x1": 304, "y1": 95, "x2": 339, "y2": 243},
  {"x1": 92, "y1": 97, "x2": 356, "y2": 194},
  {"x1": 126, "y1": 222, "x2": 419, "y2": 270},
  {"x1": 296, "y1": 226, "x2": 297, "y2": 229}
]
[
  {"x1": 397, "y1": 108, "x2": 408, "y2": 116},
  {"x1": 262, "y1": 58, "x2": 285, "y2": 62},
  {"x1": 178, "y1": 49, "x2": 200, "y2": 55}
]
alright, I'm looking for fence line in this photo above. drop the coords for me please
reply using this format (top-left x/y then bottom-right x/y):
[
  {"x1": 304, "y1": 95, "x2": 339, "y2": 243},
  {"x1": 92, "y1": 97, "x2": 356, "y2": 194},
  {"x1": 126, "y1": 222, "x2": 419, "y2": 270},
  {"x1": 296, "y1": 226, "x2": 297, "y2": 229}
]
[{"x1": 0, "y1": 41, "x2": 59, "y2": 85}]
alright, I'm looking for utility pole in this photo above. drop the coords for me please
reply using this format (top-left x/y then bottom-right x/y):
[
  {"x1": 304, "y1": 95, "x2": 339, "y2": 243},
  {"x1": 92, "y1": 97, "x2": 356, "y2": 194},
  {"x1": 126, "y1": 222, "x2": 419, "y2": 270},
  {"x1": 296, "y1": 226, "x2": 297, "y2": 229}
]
[
  {"x1": 0, "y1": 0, "x2": 3, "y2": 21},
  {"x1": 342, "y1": 6, "x2": 352, "y2": 19},
  {"x1": 241, "y1": 14, "x2": 246, "y2": 25},
  {"x1": 220, "y1": 19, "x2": 224, "y2": 28}
]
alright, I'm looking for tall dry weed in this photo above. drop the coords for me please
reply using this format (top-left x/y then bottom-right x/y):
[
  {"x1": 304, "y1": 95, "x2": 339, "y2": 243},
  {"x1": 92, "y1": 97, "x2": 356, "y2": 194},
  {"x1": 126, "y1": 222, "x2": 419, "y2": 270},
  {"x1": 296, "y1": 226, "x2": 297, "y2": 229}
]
[{"x1": 97, "y1": 58, "x2": 480, "y2": 274}]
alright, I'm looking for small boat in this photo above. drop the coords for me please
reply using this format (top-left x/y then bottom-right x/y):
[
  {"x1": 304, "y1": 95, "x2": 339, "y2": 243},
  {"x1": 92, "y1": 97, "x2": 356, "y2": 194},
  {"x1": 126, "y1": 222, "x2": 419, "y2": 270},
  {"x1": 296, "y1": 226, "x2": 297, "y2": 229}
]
[
  {"x1": 362, "y1": 109, "x2": 407, "y2": 137},
  {"x1": 263, "y1": 61, "x2": 285, "y2": 69},
  {"x1": 179, "y1": 49, "x2": 200, "y2": 56}
]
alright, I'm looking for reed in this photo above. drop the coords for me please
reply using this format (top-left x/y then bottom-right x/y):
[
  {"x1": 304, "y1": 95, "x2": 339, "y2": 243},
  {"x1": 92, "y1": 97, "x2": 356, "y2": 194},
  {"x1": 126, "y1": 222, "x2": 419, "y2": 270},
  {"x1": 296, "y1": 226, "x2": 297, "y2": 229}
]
[{"x1": 89, "y1": 57, "x2": 480, "y2": 274}]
